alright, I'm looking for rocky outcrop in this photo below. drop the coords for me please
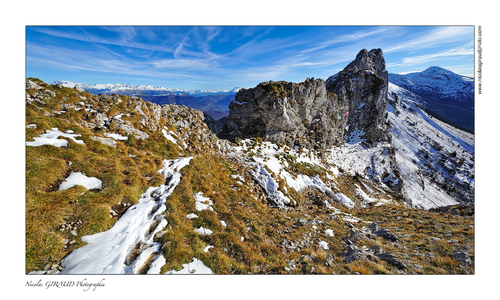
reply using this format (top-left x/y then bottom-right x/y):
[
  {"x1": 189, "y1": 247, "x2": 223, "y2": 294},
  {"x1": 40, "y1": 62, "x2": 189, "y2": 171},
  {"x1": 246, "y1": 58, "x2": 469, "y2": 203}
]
[
  {"x1": 220, "y1": 49, "x2": 391, "y2": 150},
  {"x1": 219, "y1": 78, "x2": 349, "y2": 151},
  {"x1": 429, "y1": 203, "x2": 474, "y2": 216},
  {"x1": 326, "y1": 48, "x2": 390, "y2": 144}
]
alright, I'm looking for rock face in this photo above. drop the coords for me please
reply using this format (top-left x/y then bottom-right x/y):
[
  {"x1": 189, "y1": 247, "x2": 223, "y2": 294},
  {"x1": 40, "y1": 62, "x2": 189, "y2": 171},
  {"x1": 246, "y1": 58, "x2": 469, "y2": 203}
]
[
  {"x1": 326, "y1": 48, "x2": 390, "y2": 144},
  {"x1": 220, "y1": 49, "x2": 390, "y2": 150},
  {"x1": 219, "y1": 78, "x2": 349, "y2": 151}
]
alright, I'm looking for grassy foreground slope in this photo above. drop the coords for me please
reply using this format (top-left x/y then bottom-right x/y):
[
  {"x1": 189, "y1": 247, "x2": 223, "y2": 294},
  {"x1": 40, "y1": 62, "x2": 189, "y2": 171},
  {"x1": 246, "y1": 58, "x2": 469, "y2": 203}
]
[{"x1": 25, "y1": 79, "x2": 474, "y2": 274}]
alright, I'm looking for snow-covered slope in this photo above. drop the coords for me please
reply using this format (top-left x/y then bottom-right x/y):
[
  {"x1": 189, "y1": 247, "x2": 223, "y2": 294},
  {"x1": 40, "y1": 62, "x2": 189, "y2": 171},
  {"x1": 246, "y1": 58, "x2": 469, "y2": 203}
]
[
  {"x1": 389, "y1": 67, "x2": 474, "y2": 103},
  {"x1": 221, "y1": 81, "x2": 474, "y2": 210},
  {"x1": 53, "y1": 80, "x2": 241, "y2": 97},
  {"x1": 387, "y1": 82, "x2": 474, "y2": 208},
  {"x1": 389, "y1": 67, "x2": 474, "y2": 131}
]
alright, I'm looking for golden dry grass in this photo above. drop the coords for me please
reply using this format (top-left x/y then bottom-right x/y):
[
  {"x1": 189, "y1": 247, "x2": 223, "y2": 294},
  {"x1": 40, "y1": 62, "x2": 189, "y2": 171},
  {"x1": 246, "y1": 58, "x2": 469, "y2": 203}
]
[{"x1": 25, "y1": 79, "x2": 475, "y2": 275}]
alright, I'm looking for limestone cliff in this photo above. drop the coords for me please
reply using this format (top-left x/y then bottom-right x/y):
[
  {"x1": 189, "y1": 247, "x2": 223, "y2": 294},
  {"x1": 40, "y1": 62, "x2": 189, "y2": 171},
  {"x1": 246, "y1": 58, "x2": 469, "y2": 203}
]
[
  {"x1": 326, "y1": 48, "x2": 390, "y2": 144},
  {"x1": 219, "y1": 78, "x2": 348, "y2": 151},
  {"x1": 220, "y1": 49, "x2": 391, "y2": 149}
]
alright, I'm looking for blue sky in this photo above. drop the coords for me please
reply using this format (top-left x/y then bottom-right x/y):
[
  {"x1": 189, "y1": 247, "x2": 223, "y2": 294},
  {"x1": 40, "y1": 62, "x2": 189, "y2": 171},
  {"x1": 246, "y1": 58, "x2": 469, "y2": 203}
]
[{"x1": 26, "y1": 26, "x2": 474, "y2": 90}]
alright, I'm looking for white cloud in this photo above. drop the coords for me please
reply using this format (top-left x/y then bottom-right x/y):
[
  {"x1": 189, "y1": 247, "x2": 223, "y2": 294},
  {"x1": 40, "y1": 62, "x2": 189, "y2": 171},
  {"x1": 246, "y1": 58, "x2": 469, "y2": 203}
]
[
  {"x1": 384, "y1": 26, "x2": 473, "y2": 53},
  {"x1": 150, "y1": 58, "x2": 214, "y2": 70},
  {"x1": 31, "y1": 27, "x2": 177, "y2": 54},
  {"x1": 27, "y1": 42, "x2": 203, "y2": 80},
  {"x1": 388, "y1": 46, "x2": 474, "y2": 68},
  {"x1": 300, "y1": 27, "x2": 390, "y2": 54}
]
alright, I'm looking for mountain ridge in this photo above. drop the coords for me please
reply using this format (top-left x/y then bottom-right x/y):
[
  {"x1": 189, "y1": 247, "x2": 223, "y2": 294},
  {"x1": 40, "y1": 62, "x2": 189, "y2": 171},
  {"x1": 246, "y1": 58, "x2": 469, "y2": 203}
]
[
  {"x1": 52, "y1": 80, "x2": 242, "y2": 97},
  {"x1": 388, "y1": 66, "x2": 474, "y2": 131}
]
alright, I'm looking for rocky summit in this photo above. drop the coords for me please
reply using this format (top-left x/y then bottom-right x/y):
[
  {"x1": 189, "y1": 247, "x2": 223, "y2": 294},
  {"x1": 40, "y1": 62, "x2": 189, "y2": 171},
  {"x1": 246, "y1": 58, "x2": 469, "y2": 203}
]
[
  {"x1": 326, "y1": 49, "x2": 390, "y2": 144},
  {"x1": 220, "y1": 49, "x2": 390, "y2": 149},
  {"x1": 25, "y1": 48, "x2": 474, "y2": 275}
]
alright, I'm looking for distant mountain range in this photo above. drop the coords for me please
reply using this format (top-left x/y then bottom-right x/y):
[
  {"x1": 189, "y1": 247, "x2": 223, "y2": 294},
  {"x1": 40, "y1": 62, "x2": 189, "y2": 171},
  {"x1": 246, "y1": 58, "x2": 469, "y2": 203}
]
[
  {"x1": 388, "y1": 67, "x2": 474, "y2": 131},
  {"x1": 53, "y1": 80, "x2": 242, "y2": 97},
  {"x1": 52, "y1": 80, "x2": 239, "y2": 120}
]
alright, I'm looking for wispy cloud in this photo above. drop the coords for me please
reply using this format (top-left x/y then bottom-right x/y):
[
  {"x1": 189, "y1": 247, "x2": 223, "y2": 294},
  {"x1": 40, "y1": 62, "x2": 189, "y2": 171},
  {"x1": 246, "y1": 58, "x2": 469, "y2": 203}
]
[
  {"x1": 31, "y1": 27, "x2": 177, "y2": 54},
  {"x1": 300, "y1": 27, "x2": 391, "y2": 54},
  {"x1": 220, "y1": 27, "x2": 309, "y2": 63},
  {"x1": 26, "y1": 42, "x2": 202, "y2": 80},
  {"x1": 150, "y1": 58, "x2": 215, "y2": 70},
  {"x1": 387, "y1": 46, "x2": 474, "y2": 68},
  {"x1": 384, "y1": 26, "x2": 473, "y2": 53}
]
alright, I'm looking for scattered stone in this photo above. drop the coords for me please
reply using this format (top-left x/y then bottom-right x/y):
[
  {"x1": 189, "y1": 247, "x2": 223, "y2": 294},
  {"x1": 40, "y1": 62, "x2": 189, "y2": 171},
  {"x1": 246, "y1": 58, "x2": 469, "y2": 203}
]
[
  {"x1": 341, "y1": 248, "x2": 375, "y2": 263},
  {"x1": 297, "y1": 218, "x2": 308, "y2": 226},
  {"x1": 91, "y1": 136, "x2": 117, "y2": 148},
  {"x1": 300, "y1": 255, "x2": 314, "y2": 263},
  {"x1": 367, "y1": 222, "x2": 379, "y2": 232},
  {"x1": 26, "y1": 79, "x2": 42, "y2": 90},
  {"x1": 452, "y1": 252, "x2": 472, "y2": 266},
  {"x1": 373, "y1": 228, "x2": 398, "y2": 242},
  {"x1": 456, "y1": 246, "x2": 472, "y2": 253},
  {"x1": 368, "y1": 245, "x2": 383, "y2": 255},
  {"x1": 345, "y1": 228, "x2": 373, "y2": 242},
  {"x1": 325, "y1": 254, "x2": 335, "y2": 267},
  {"x1": 376, "y1": 252, "x2": 407, "y2": 270}
]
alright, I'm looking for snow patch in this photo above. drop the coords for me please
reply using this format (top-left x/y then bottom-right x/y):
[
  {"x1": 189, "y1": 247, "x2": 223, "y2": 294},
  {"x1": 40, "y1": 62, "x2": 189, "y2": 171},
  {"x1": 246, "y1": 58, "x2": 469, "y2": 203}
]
[
  {"x1": 26, "y1": 128, "x2": 85, "y2": 147},
  {"x1": 58, "y1": 172, "x2": 102, "y2": 191},
  {"x1": 194, "y1": 226, "x2": 213, "y2": 236},
  {"x1": 105, "y1": 132, "x2": 128, "y2": 141},
  {"x1": 186, "y1": 213, "x2": 198, "y2": 219},
  {"x1": 162, "y1": 128, "x2": 178, "y2": 144},
  {"x1": 194, "y1": 192, "x2": 214, "y2": 211},
  {"x1": 165, "y1": 258, "x2": 213, "y2": 274},
  {"x1": 250, "y1": 164, "x2": 291, "y2": 208},
  {"x1": 60, "y1": 157, "x2": 193, "y2": 274},
  {"x1": 318, "y1": 241, "x2": 329, "y2": 250}
]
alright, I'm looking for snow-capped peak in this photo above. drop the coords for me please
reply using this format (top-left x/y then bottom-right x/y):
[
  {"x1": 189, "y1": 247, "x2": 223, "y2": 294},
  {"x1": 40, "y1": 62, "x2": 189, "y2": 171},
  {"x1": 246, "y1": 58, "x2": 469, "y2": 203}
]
[{"x1": 52, "y1": 80, "x2": 241, "y2": 97}]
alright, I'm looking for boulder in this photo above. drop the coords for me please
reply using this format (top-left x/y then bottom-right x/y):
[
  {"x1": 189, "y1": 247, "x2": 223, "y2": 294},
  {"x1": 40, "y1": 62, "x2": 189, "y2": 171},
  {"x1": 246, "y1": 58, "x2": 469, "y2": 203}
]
[
  {"x1": 375, "y1": 252, "x2": 407, "y2": 270},
  {"x1": 91, "y1": 136, "x2": 117, "y2": 148},
  {"x1": 341, "y1": 248, "x2": 376, "y2": 263},
  {"x1": 452, "y1": 252, "x2": 472, "y2": 266},
  {"x1": 367, "y1": 222, "x2": 379, "y2": 232},
  {"x1": 26, "y1": 79, "x2": 42, "y2": 90},
  {"x1": 111, "y1": 119, "x2": 149, "y2": 140},
  {"x1": 373, "y1": 228, "x2": 398, "y2": 242}
]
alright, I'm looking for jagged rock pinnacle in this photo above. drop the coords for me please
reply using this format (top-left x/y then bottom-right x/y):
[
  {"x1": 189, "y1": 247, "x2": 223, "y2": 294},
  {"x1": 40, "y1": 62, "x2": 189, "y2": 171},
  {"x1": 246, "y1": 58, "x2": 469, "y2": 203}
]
[
  {"x1": 220, "y1": 48, "x2": 390, "y2": 149},
  {"x1": 326, "y1": 48, "x2": 390, "y2": 144}
]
